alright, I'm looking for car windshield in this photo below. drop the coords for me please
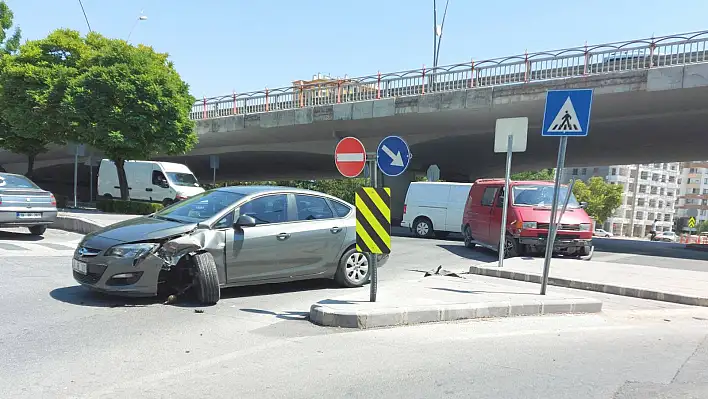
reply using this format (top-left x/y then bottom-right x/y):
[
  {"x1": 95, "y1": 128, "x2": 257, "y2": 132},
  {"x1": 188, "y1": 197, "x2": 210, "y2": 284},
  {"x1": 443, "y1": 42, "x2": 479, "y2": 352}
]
[
  {"x1": 153, "y1": 190, "x2": 245, "y2": 223},
  {"x1": 512, "y1": 184, "x2": 580, "y2": 208},
  {"x1": 0, "y1": 174, "x2": 40, "y2": 189},
  {"x1": 166, "y1": 172, "x2": 200, "y2": 187}
]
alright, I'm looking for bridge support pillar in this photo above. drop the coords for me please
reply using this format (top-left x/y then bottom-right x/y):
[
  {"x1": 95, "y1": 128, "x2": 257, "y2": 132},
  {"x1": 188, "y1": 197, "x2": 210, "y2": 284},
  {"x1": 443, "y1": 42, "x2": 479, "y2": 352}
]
[{"x1": 381, "y1": 170, "x2": 416, "y2": 226}]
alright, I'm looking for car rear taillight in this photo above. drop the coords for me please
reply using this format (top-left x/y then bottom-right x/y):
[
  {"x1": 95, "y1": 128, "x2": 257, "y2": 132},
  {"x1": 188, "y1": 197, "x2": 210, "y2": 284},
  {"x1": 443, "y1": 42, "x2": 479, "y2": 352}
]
[
  {"x1": 50, "y1": 194, "x2": 57, "y2": 206},
  {"x1": 403, "y1": 204, "x2": 407, "y2": 214},
  {"x1": 175, "y1": 195, "x2": 187, "y2": 201}
]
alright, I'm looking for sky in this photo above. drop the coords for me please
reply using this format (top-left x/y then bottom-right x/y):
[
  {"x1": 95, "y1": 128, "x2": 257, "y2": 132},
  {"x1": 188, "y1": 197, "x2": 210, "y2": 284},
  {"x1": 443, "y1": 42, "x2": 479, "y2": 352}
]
[{"x1": 6, "y1": 0, "x2": 708, "y2": 100}]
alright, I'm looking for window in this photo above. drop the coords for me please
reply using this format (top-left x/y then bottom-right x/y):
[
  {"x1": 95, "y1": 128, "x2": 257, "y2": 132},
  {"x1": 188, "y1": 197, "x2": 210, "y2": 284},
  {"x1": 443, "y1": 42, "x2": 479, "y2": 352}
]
[
  {"x1": 152, "y1": 171, "x2": 167, "y2": 186},
  {"x1": 669, "y1": 176, "x2": 676, "y2": 183},
  {"x1": 636, "y1": 211, "x2": 643, "y2": 220},
  {"x1": 572, "y1": 168, "x2": 578, "y2": 175},
  {"x1": 654, "y1": 163, "x2": 661, "y2": 168},
  {"x1": 658, "y1": 200, "x2": 663, "y2": 209},
  {"x1": 167, "y1": 172, "x2": 199, "y2": 187},
  {"x1": 0, "y1": 174, "x2": 39, "y2": 189},
  {"x1": 648, "y1": 199, "x2": 656, "y2": 208},
  {"x1": 154, "y1": 190, "x2": 245, "y2": 223},
  {"x1": 611, "y1": 168, "x2": 617, "y2": 176},
  {"x1": 214, "y1": 211, "x2": 235, "y2": 229},
  {"x1": 637, "y1": 198, "x2": 645, "y2": 206},
  {"x1": 625, "y1": 210, "x2": 632, "y2": 219},
  {"x1": 495, "y1": 187, "x2": 506, "y2": 208},
  {"x1": 581, "y1": 168, "x2": 587, "y2": 175},
  {"x1": 239, "y1": 194, "x2": 289, "y2": 225},
  {"x1": 593, "y1": 167, "x2": 599, "y2": 174},
  {"x1": 660, "y1": 188, "x2": 665, "y2": 196},
  {"x1": 705, "y1": 178, "x2": 708, "y2": 184},
  {"x1": 639, "y1": 185, "x2": 647, "y2": 193},
  {"x1": 330, "y1": 200, "x2": 352, "y2": 218},
  {"x1": 481, "y1": 187, "x2": 498, "y2": 206},
  {"x1": 664, "y1": 214, "x2": 671, "y2": 222},
  {"x1": 295, "y1": 195, "x2": 334, "y2": 221}
]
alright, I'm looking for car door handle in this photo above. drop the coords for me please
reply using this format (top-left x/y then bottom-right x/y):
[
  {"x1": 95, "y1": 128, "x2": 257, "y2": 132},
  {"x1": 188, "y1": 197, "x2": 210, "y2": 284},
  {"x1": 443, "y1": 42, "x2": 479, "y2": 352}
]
[
  {"x1": 276, "y1": 233, "x2": 291, "y2": 241},
  {"x1": 330, "y1": 227, "x2": 342, "y2": 233},
  {"x1": 146, "y1": 188, "x2": 153, "y2": 192}
]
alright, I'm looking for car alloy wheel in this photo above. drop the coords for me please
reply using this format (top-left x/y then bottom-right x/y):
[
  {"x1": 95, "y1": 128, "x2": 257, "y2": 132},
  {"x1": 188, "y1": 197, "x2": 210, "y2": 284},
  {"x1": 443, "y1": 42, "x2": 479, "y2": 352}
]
[
  {"x1": 415, "y1": 220, "x2": 430, "y2": 237},
  {"x1": 345, "y1": 252, "x2": 369, "y2": 284}
]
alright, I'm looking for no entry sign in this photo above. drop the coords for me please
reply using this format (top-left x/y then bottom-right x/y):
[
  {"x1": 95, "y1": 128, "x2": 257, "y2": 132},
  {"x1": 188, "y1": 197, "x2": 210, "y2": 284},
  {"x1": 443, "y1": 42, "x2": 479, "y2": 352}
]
[{"x1": 334, "y1": 137, "x2": 366, "y2": 178}]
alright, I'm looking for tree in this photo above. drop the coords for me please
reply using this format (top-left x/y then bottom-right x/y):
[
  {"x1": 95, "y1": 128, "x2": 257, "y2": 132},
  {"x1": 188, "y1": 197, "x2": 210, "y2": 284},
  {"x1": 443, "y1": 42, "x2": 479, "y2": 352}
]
[
  {"x1": 571, "y1": 176, "x2": 623, "y2": 225},
  {"x1": 64, "y1": 33, "x2": 197, "y2": 200},
  {"x1": 0, "y1": 29, "x2": 85, "y2": 177},
  {"x1": 697, "y1": 220, "x2": 708, "y2": 234},
  {"x1": 511, "y1": 169, "x2": 555, "y2": 181},
  {"x1": 0, "y1": 1, "x2": 20, "y2": 55}
]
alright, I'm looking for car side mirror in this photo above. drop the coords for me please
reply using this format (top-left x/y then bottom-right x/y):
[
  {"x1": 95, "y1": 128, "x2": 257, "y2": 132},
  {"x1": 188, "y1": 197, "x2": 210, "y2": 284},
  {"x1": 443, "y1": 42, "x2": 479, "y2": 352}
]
[
  {"x1": 580, "y1": 201, "x2": 588, "y2": 209},
  {"x1": 234, "y1": 214, "x2": 257, "y2": 228}
]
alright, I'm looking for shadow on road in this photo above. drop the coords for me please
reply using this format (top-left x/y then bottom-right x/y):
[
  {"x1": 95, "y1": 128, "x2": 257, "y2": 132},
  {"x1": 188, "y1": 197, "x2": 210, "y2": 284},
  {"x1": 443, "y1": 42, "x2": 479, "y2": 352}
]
[
  {"x1": 50, "y1": 286, "x2": 153, "y2": 308},
  {"x1": 436, "y1": 243, "x2": 498, "y2": 262},
  {"x1": 0, "y1": 229, "x2": 45, "y2": 242},
  {"x1": 240, "y1": 308, "x2": 309, "y2": 321},
  {"x1": 594, "y1": 237, "x2": 708, "y2": 261},
  {"x1": 429, "y1": 287, "x2": 529, "y2": 295}
]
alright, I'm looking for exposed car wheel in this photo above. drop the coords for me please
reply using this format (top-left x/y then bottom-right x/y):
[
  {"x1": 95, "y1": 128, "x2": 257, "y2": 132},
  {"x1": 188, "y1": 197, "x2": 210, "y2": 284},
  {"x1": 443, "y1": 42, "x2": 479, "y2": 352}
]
[
  {"x1": 103, "y1": 194, "x2": 113, "y2": 199},
  {"x1": 503, "y1": 236, "x2": 519, "y2": 259},
  {"x1": 335, "y1": 247, "x2": 371, "y2": 288},
  {"x1": 413, "y1": 217, "x2": 434, "y2": 238},
  {"x1": 162, "y1": 198, "x2": 174, "y2": 207},
  {"x1": 463, "y1": 226, "x2": 476, "y2": 249},
  {"x1": 192, "y1": 252, "x2": 220, "y2": 305},
  {"x1": 28, "y1": 225, "x2": 47, "y2": 236}
]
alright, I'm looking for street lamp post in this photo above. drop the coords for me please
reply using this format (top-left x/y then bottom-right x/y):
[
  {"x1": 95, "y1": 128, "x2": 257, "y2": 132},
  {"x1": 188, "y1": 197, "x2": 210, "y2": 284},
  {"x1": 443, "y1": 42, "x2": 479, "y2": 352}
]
[{"x1": 127, "y1": 13, "x2": 148, "y2": 42}]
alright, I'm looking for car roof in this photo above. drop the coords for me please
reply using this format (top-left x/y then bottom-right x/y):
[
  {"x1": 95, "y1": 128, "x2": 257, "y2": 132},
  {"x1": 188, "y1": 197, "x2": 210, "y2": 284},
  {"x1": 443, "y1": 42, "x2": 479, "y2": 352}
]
[
  {"x1": 215, "y1": 185, "x2": 336, "y2": 197},
  {"x1": 474, "y1": 179, "x2": 556, "y2": 186}
]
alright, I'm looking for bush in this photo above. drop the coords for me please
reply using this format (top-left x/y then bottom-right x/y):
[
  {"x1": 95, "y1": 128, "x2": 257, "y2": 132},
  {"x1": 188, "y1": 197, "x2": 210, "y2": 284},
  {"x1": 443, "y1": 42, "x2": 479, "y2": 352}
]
[
  {"x1": 54, "y1": 195, "x2": 68, "y2": 209},
  {"x1": 97, "y1": 199, "x2": 164, "y2": 215}
]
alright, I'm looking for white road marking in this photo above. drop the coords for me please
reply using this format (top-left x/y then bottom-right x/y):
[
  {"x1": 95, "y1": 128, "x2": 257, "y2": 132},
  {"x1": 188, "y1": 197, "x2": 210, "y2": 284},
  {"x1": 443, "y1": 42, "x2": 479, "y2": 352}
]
[{"x1": 335, "y1": 153, "x2": 364, "y2": 162}]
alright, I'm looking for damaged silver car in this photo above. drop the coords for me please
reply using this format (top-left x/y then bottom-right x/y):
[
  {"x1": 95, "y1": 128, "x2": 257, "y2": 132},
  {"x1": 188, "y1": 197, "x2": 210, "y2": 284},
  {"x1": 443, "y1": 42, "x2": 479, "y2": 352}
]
[{"x1": 71, "y1": 186, "x2": 388, "y2": 304}]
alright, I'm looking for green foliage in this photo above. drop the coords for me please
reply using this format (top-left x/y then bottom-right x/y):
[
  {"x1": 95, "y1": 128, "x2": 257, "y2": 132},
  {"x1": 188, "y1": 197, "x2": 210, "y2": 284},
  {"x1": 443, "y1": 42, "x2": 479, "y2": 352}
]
[
  {"x1": 0, "y1": 1, "x2": 20, "y2": 55},
  {"x1": 0, "y1": 30, "x2": 87, "y2": 176},
  {"x1": 511, "y1": 169, "x2": 555, "y2": 181},
  {"x1": 697, "y1": 220, "x2": 708, "y2": 233},
  {"x1": 204, "y1": 178, "x2": 368, "y2": 204},
  {"x1": 63, "y1": 32, "x2": 197, "y2": 200},
  {"x1": 97, "y1": 199, "x2": 164, "y2": 215},
  {"x1": 571, "y1": 177, "x2": 623, "y2": 224}
]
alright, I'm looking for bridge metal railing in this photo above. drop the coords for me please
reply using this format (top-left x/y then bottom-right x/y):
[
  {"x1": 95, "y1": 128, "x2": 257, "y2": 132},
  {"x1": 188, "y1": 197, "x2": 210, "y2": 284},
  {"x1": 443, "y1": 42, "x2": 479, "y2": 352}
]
[{"x1": 190, "y1": 30, "x2": 708, "y2": 121}]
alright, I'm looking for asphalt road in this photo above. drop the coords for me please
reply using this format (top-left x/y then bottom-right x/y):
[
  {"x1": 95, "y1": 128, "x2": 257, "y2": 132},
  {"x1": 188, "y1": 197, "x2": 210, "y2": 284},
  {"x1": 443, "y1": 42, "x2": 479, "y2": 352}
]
[{"x1": 2, "y1": 227, "x2": 708, "y2": 398}]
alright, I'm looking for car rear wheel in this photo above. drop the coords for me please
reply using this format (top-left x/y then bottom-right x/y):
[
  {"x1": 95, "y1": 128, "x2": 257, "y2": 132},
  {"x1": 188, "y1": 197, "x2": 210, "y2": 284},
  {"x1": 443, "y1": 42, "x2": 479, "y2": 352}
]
[
  {"x1": 29, "y1": 225, "x2": 47, "y2": 236},
  {"x1": 413, "y1": 217, "x2": 434, "y2": 238},
  {"x1": 335, "y1": 247, "x2": 371, "y2": 288},
  {"x1": 192, "y1": 252, "x2": 220, "y2": 305},
  {"x1": 162, "y1": 198, "x2": 174, "y2": 207}
]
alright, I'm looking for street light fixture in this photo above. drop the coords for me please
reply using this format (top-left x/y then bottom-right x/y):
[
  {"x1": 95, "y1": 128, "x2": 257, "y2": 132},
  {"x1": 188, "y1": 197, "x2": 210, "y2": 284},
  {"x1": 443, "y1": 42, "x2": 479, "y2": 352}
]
[{"x1": 127, "y1": 12, "x2": 148, "y2": 42}]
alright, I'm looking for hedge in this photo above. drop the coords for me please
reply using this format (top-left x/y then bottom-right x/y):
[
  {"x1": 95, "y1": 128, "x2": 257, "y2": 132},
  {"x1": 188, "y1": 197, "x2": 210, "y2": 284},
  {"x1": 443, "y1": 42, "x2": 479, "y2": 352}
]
[{"x1": 97, "y1": 199, "x2": 164, "y2": 215}]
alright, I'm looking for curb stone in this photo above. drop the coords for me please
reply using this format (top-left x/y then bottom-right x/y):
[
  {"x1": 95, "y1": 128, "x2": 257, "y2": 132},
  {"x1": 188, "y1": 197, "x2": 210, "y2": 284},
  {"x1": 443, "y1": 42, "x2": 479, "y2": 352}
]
[
  {"x1": 51, "y1": 215, "x2": 103, "y2": 235},
  {"x1": 309, "y1": 297, "x2": 602, "y2": 329},
  {"x1": 468, "y1": 265, "x2": 708, "y2": 307}
]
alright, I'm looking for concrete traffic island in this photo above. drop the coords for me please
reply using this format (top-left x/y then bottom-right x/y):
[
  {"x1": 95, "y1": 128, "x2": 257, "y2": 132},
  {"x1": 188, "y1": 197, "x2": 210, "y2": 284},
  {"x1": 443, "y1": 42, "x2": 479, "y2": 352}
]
[
  {"x1": 309, "y1": 275, "x2": 602, "y2": 329},
  {"x1": 469, "y1": 257, "x2": 708, "y2": 307},
  {"x1": 52, "y1": 211, "x2": 140, "y2": 234}
]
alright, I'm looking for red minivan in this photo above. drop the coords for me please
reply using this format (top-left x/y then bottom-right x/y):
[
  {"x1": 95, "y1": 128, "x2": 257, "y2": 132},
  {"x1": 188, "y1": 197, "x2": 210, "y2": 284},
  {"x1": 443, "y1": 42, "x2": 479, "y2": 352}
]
[{"x1": 461, "y1": 179, "x2": 593, "y2": 258}]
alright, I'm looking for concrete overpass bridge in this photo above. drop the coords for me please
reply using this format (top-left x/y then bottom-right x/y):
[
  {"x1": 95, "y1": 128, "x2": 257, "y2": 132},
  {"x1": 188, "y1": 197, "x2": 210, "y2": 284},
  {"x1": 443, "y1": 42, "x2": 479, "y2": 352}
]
[{"x1": 2, "y1": 30, "x2": 708, "y2": 219}]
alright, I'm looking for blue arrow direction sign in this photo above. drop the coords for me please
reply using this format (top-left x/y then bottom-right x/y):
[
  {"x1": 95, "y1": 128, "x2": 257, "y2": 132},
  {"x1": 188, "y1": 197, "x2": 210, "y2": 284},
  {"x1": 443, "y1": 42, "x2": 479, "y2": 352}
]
[
  {"x1": 376, "y1": 136, "x2": 411, "y2": 177},
  {"x1": 542, "y1": 89, "x2": 593, "y2": 137}
]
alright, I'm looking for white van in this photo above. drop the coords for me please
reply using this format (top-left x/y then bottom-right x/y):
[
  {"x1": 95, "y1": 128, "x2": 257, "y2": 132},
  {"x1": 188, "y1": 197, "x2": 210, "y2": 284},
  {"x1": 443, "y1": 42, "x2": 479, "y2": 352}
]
[
  {"x1": 401, "y1": 181, "x2": 473, "y2": 238},
  {"x1": 98, "y1": 160, "x2": 204, "y2": 206}
]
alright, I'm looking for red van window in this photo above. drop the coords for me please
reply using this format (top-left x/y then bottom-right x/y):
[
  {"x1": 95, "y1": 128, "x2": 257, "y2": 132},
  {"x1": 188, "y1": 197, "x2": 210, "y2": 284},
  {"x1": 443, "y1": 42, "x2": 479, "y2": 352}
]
[{"x1": 481, "y1": 187, "x2": 498, "y2": 206}]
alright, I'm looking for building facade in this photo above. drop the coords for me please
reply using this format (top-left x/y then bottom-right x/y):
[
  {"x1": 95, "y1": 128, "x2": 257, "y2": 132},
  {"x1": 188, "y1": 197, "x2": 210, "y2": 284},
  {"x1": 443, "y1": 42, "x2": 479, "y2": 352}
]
[
  {"x1": 562, "y1": 163, "x2": 680, "y2": 237},
  {"x1": 676, "y1": 160, "x2": 708, "y2": 229}
]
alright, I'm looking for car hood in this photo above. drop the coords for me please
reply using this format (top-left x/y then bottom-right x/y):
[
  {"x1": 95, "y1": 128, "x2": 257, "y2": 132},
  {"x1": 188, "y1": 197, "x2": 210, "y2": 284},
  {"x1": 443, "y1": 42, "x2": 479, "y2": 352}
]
[
  {"x1": 514, "y1": 206, "x2": 591, "y2": 225},
  {"x1": 176, "y1": 186, "x2": 205, "y2": 197},
  {"x1": 88, "y1": 216, "x2": 197, "y2": 244}
]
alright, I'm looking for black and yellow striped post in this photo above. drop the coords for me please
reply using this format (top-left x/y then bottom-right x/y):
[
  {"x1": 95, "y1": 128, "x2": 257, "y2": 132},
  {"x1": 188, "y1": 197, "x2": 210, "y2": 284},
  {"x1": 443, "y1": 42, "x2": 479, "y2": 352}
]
[{"x1": 356, "y1": 186, "x2": 391, "y2": 302}]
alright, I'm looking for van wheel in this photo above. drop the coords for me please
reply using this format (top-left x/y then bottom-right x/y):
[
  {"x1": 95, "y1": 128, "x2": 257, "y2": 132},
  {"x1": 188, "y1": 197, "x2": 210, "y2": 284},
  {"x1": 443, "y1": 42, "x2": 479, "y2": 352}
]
[
  {"x1": 503, "y1": 236, "x2": 519, "y2": 258},
  {"x1": 103, "y1": 194, "x2": 113, "y2": 199},
  {"x1": 29, "y1": 225, "x2": 47, "y2": 236},
  {"x1": 413, "y1": 217, "x2": 434, "y2": 238},
  {"x1": 463, "y1": 226, "x2": 476, "y2": 249},
  {"x1": 162, "y1": 198, "x2": 174, "y2": 207},
  {"x1": 192, "y1": 252, "x2": 220, "y2": 305}
]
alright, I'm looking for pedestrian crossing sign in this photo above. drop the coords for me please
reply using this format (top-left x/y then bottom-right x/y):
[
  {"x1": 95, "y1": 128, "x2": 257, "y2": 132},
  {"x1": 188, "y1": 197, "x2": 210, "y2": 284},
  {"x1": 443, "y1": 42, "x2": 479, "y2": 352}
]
[{"x1": 542, "y1": 89, "x2": 593, "y2": 137}]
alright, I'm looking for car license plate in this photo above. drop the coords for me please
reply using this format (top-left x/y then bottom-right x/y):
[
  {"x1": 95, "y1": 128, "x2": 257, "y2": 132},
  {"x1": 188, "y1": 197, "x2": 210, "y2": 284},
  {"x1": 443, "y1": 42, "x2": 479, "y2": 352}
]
[
  {"x1": 72, "y1": 259, "x2": 88, "y2": 275},
  {"x1": 17, "y1": 212, "x2": 42, "y2": 219}
]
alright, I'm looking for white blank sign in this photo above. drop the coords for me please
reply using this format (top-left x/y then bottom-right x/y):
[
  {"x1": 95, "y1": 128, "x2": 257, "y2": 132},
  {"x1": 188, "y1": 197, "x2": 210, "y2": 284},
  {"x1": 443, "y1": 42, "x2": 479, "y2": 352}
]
[{"x1": 494, "y1": 117, "x2": 528, "y2": 153}]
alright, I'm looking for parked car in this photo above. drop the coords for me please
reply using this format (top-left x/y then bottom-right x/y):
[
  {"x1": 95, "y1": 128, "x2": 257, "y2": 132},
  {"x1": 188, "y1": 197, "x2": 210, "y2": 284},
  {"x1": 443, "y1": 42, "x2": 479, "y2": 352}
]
[
  {"x1": 98, "y1": 159, "x2": 204, "y2": 206},
  {"x1": 461, "y1": 179, "x2": 594, "y2": 258},
  {"x1": 0, "y1": 173, "x2": 57, "y2": 236},
  {"x1": 654, "y1": 231, "x2": 677, "y2": 242},
  {"x1": 401, "y1": 181, "x2": 474, "y2": 238},
  {"x1": 72, "y1": 186, "x2": 388, "y2": 304},
  {"x1": 593, "y1": 228, "x2": 613, "y2": 238}
]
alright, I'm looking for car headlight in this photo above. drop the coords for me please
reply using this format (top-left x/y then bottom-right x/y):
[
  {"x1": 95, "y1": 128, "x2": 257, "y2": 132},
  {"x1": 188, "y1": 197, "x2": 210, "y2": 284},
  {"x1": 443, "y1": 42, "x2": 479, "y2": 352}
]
[
  {"x1": 522, "y1": 221, "x2": 537, "y2": 229},
  {"x1": 579, "y1": 223, "x2": 592, "y2": 231},
  {"x1": 105, "y1": 243, "x2": 159, "y2": 259}
]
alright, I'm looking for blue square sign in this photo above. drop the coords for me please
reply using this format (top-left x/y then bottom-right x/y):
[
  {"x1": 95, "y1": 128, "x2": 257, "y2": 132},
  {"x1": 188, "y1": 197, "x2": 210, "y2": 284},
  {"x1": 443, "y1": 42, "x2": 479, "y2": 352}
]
[{"x1": 542, "y1": 89, "x2": 593, "y2": 137}]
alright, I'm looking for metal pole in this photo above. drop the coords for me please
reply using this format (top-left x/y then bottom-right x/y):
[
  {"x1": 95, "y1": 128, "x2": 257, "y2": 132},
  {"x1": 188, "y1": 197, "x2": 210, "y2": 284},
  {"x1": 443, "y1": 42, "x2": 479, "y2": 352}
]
[
  {"x1": 89, "y1": 162, "x2": 93, "y2": 203},
  {"x1": 370, "y1": 157, "x2": 378, "y2": 302},
  {"x1": 540, "y1": 136, "x2": 568, "y2": 295},
  {"x1": 212, "y1": 167, "x2": 216, "y2": 185},
  {"x1": 498, "y1": 134, "x2": 513, "y2": 267},
  {"x1": 73, "y1": 146, "x2": 79, "y2": 208},
  {"x1": 432, "y1": 0, "x2": 438, "y2": 69}
]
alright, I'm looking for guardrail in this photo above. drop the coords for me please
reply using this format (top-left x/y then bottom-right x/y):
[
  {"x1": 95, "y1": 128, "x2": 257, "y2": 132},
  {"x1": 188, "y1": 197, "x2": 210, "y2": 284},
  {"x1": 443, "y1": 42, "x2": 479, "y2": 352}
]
[{"x1": 190, "y1": 30, "x2": 708, "y2": 121}]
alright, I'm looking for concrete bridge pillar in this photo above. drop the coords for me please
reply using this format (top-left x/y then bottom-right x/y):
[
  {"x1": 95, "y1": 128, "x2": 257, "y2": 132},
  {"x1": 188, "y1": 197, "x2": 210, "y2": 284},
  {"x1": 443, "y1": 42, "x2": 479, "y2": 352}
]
[{"x1": 381, "y1": 170, "x2": 416, "y2": 226}]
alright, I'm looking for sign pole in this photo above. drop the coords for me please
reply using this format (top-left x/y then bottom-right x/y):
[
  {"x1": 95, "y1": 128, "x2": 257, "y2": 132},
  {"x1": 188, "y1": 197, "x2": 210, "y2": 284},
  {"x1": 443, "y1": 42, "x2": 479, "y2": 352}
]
[
  {"x1": 370, "y1": 157, "x2": 378, "y2": 302},
  {"x1": 73, "y1": 146, "x2": 79, "y2": 208},
  {"x1": 540, "y1": 136, "x2": 568, "y2": 295},
  {"x1": 498, "y1": 134, "x2": 514, "y2": 267}
]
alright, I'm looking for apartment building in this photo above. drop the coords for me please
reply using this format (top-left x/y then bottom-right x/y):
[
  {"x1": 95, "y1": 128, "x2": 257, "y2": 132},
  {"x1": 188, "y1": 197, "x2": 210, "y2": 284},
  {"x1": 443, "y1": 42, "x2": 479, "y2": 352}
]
[
  {"x1": 676, "y1": 160, "x2": 708, "y2": 228},
  {"x1": 562, "y1": 163, "x2": 680, "y2": 237}
]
